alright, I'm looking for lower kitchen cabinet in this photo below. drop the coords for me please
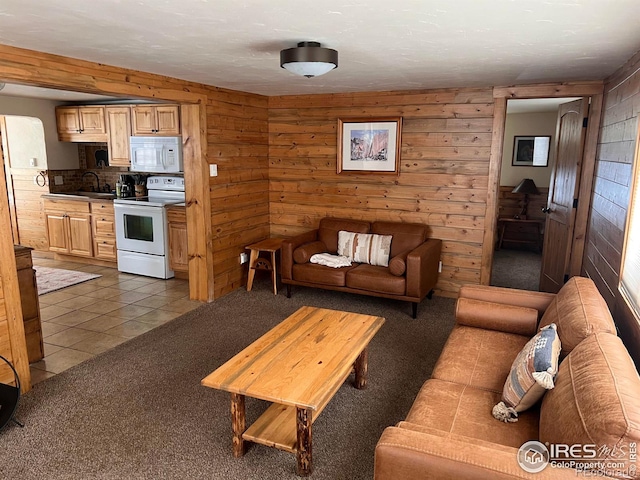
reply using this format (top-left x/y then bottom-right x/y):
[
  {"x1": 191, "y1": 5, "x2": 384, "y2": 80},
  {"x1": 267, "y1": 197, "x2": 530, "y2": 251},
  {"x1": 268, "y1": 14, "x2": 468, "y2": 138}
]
[
  {"x1": 44, "y1": 199, "x2": 93, "y2": 257},
  {"x1": 167, "y1": 205, "x2": 188, "y2": 275},
  {"x1": 14, "y1": 246, "x2": 44, "y2": 363},
  {"x1": 91, "y1": 201, "x2": 117, "y2": 261}
]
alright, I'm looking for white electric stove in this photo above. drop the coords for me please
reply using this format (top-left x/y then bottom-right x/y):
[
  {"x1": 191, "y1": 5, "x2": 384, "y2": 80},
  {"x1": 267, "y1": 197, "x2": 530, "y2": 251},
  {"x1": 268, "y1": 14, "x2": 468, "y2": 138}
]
[{"x1": 114, "y1": 176, "x2": 185, "y2": 279}]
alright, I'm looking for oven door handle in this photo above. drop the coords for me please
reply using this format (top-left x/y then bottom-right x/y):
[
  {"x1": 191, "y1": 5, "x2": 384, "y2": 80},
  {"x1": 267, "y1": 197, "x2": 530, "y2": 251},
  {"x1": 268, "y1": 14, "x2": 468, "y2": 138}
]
[{"x1": 114, "y1": 203, "x2": 159, "y2": 213}]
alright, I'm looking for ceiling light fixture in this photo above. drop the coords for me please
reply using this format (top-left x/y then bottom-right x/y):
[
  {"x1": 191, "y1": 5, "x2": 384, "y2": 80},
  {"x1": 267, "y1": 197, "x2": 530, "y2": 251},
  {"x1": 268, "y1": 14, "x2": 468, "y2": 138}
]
[{"x1": 280, "y1": 41, "x2": 338, "y2": 78}]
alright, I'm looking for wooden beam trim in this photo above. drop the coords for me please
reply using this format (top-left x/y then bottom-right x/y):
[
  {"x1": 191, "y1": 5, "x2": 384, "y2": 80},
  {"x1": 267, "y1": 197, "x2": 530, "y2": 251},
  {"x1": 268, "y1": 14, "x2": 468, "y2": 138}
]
[{"x1": 481, "y1": 97, "x2": 506, "y2": 285}]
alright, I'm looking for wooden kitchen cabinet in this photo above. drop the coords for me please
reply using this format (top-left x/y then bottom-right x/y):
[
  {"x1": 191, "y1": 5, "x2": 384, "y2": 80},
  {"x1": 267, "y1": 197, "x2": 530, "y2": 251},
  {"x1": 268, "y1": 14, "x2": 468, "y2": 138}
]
[
  {"x1": 14, "y1": 245, "x2": 44, "y2": 363},
  {"x1": 132, "y1": 105, "x2": 180, "y2": 135},
  {"x1": 167, "y1": 205, "x2": 188, "y2": 276},
  {"x1": 44, "y1": 199, "x2": 93, "y2": 257},
  {"x1": 55, "y1": 106, "x2": 107, "y2": 142},
  {"x1": 91, "y1": 201, "x2": 117, "y2": 261},
  {"x1": 106, "y1": 106, "x2": 132, "y2": 167}
]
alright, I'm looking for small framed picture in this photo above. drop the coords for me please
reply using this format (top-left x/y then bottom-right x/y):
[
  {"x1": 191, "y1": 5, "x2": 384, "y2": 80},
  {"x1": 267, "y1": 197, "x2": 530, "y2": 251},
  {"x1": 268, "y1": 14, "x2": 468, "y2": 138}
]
[
  {"x1": 337, "y1": 117, "x2": 402, "y2": 174},
  {"x1": 512, "y1": 136, "x2": 551, "y2": 167}
]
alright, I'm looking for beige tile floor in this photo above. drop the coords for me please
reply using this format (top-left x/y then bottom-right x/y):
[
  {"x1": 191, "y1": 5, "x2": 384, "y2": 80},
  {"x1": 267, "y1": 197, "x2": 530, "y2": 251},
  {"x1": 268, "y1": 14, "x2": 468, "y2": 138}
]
[{"x1": 30, "y1": 254, "x2": 201, "y2": 385}]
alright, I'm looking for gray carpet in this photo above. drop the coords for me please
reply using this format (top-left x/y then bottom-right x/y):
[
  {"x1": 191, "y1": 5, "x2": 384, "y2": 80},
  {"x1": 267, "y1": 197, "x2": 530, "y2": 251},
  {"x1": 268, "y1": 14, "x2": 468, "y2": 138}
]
[
  {"x1": 1, "y1": 281, "x2": 455, "y2": 479},
  {"x1": 491, "y1": 249, "x2": 542, "y2": 291}
]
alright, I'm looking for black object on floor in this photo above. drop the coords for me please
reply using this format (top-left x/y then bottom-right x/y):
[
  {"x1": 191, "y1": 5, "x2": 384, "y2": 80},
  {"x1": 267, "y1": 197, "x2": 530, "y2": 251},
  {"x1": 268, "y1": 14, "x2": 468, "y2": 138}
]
[{"x1": 0, "y1": 355, "x2": 23, "y2": 432}]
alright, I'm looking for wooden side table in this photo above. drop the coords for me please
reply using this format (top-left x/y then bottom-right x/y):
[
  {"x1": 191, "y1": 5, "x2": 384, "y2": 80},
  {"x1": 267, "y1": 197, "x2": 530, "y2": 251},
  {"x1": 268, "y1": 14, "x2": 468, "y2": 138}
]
[
  {"x1": 497, "y1": 218, "x2": 544, "y2": 251},
  {"x1": 246, "y1": 238, "x2": 284, "y2": 295}
]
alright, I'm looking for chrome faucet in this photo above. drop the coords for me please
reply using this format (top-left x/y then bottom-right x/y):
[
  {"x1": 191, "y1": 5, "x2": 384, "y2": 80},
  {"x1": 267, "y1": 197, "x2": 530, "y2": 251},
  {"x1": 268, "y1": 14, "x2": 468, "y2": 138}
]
[{"x1": 81, "y1": 171, "x2": 100, "y2": 192}]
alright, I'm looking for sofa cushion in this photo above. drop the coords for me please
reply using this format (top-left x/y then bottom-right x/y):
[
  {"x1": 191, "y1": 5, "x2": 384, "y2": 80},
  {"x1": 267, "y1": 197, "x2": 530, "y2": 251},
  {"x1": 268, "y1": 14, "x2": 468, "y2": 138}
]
[
  {"x1": 432, "y1": 325, "x2": 530, "y2": 393},
  {"x1": 346, "y1": 264, "x2": 405, "y2": 295},
  {"x1": 371, "y1": 221, "x2": 428, "y2": 257},
  {"x1": 538, "y1": 276, "x2": 616, "y2": 357},
  {"x1": 292, "y1": 263, "x2": 357, "y2": 287},
  {"x1": 337, "y1": 231, "x2": 392, "y2": 267},
  {"x1": 293, "y1": 241, "x2": 327, "y2": 264},
  {"x1": 405, "y1": 379, "x2": 539, "y2": 449},
  {"x1": 318, "y1": 217, "x2": 370, "y2": 253},
  {"x1": 388, "y1": 251, "x2": 408, "y2": 276},
  {"x1": 540, "y1": 333, "x2": 640, "y2": 477},
  {"x1": 493, "y1": 324, "x2": 561, "y2": 422}
]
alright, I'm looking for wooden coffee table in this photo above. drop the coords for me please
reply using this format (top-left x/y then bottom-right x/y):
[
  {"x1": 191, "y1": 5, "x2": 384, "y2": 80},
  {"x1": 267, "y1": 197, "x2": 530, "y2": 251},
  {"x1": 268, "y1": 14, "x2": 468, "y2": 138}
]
[{"x1": 201, "y1": 306, "x2": 385, "y2": 476}]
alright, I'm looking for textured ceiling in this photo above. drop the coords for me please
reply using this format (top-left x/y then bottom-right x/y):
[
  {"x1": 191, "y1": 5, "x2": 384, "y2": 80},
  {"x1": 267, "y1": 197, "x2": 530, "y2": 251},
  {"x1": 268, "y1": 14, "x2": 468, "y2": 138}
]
[{"x1": 0, "y1": 0, "x2": 639, "y2": 97}]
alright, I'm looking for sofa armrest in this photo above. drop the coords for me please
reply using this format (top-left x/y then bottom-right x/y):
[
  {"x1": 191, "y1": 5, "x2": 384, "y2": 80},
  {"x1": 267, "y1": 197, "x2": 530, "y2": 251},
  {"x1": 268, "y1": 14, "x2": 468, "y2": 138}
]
[
  {"x1": 406, "y1": 239, "x2": 442, "y2": 299},
  {"x1": 281, "y1": 230, "x2": 319, "y2": 280},
  {"x1": 456, "y1": 297, "x2": 538, "y2": 336},
  {"x1": 375, "y1": 426, "x2": 579, "y2": 480},
  {"x1": 459, "y1": 284, "x2": 556, "y2": 318}
]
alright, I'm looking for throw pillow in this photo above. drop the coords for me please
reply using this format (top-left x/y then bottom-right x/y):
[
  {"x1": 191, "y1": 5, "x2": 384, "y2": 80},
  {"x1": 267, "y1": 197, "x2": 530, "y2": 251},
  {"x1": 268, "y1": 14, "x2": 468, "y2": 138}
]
[
  {"x1": 293, "y1": 241, "x2": 327, "y2": 264},
  {"x1": 337, "y1": 231, "x2": 392, "y2": 267},
  {"x1": 492, "y1": 323, "x2": 561, "y2": 423},
  {"x1": 388, "y1": 251, "x2": 409, "y2": 276}
]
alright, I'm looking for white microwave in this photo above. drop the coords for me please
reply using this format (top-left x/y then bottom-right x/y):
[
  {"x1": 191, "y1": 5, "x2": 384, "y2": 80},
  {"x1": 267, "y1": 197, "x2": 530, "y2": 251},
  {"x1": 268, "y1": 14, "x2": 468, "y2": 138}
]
[{"x1": 129, "y1": 136, "x2": 183, "y2": 173}]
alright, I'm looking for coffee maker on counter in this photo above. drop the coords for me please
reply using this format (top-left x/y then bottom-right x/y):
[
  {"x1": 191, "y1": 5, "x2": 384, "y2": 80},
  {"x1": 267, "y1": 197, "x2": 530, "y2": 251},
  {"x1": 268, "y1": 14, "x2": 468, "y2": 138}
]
[{"x1": 116, "y1": 175, "x2": 136, "y2": 198}]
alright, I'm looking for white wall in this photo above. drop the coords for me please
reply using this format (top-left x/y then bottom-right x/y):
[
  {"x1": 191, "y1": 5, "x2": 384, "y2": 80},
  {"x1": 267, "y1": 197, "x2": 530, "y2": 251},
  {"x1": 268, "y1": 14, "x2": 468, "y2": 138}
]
[
  {"x1": 500, "y1": 111, "x2": 557, "y2": 187},
  {"x1": 3, "y1": 116, "x2": 47, "y2": 168},
  {"x1": 0, "y1": 95, "x2": 78, "y2": 169}
]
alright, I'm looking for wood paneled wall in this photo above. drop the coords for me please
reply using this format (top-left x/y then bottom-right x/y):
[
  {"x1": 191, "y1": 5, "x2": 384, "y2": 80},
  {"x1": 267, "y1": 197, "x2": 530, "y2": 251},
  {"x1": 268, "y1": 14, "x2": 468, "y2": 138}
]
[
  {"x1": 8, "y1": 169, "x2": 49, "y2": 250},
  {"x1": 269, "y1": 89, "x2": 494, "y2": 297},
  {"x1": 584, "y1": 50, "x2": 640, "y2": 364},
  {"x1": 207, "y1": 90, "x2": 269, "y2": 298}
]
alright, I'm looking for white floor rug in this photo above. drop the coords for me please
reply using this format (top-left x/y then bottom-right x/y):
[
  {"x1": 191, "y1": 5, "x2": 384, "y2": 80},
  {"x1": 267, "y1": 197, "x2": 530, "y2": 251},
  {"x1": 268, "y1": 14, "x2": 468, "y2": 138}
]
[{"x1": 34, "y1": 266, "x2": 101, "y2": 295}]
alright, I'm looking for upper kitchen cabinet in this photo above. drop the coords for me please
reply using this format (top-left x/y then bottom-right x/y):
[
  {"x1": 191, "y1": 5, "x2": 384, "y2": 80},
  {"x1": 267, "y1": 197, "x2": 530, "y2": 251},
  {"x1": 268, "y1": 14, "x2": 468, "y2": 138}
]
[
  {"x1": 132, "y1": 105, "x2": 180, "y2": 135},
  {"x1": 106, "y1": 106, "x2": 132, "y2": 167},
  {"x1": 56, "y1": 106, "x2": 107, "y2": 142}
]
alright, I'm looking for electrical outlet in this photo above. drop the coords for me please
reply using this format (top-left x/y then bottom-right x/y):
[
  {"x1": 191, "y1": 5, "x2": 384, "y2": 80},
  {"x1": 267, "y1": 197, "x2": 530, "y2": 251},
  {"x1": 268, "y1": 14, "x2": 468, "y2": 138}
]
[
  {"x1": 54, "y1": 175, "x2": 64, "y2": 185},
  {"x1": 240, "y1": 252, "x2": 249, "y2": 264},
  {"x1": 438, "y1": 261, "x2": 443, "y2": 273},
  {"x1": 209, "y1": 164, "x2": 218, "y2": 177}
]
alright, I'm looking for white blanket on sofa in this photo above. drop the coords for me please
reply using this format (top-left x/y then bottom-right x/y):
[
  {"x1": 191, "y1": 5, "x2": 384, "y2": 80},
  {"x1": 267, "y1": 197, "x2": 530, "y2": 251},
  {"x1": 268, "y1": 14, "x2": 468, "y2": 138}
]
[{"x1": 310, "y1": 253, "x2": 352, "y2": 268}]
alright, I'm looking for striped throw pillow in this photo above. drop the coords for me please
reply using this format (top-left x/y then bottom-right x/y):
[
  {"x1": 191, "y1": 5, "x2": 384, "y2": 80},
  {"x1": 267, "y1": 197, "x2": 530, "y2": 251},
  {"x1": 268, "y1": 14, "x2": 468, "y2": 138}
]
[
  {"x1": 493, "y1": 323, "x2": 561, "y2": 423},
  {"x1": 337, "y1": 231, "x2": 392, "y2": 267}
]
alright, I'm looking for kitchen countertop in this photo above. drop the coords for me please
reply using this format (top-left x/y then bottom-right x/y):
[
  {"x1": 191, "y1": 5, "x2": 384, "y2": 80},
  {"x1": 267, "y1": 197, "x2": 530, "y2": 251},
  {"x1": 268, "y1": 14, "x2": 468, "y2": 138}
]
[{"x1": 42, "y1": 192, "x2": 117, "y2": 202}]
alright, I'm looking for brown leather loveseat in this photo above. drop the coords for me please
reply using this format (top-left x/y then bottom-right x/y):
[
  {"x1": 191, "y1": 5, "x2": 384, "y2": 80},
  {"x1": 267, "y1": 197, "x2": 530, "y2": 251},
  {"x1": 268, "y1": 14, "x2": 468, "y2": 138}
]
[
  {"x1": 281, "y1": 217, "x2": 442, "y2": 318},
  {"x1": 374, "y1": 277, "x2": 640, "y2": 479}
]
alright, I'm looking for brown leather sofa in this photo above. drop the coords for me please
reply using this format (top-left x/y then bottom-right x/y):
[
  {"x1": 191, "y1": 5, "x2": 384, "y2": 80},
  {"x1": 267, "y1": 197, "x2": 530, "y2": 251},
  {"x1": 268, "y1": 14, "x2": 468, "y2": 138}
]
[
  {"x1": 281, "y1": 217, "x2": 442, "y2": 318},
  {"x1": 375, "y1": 277, "x2": 640, "y2": 479}
]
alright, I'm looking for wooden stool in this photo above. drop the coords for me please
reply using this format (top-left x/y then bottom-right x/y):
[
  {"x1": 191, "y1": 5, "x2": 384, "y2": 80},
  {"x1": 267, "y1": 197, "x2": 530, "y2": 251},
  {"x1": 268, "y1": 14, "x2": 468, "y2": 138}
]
[{"x1": 246, "y1": 238, "x2": 284, "y2": 295}]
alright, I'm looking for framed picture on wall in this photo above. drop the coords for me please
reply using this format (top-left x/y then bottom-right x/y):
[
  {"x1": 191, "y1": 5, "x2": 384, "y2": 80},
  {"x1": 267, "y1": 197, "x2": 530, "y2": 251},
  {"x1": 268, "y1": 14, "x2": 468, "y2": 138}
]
[
  {"x1": 337, "y1": 117, "x2": 402, "y2": 174},
  {"x1": 512, "y1": 136, "x2": 551, "y2": 167}
]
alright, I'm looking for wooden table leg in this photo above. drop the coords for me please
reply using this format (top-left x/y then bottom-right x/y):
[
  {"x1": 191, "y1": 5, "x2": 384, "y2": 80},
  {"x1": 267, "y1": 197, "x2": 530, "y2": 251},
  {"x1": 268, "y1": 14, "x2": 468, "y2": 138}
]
[
  {"x1": 231, "y1": 393, "x2": 246, "y2": 457},
  {"x1": 271, "y1": 250, "x2": 278, "y2": 295},
  {"x1": 246, "y1": 249, "x2": 258, "y2": 292},
  {"x1": 296, "y1": 407, "x2": 312, "y2": 476},
  {"x1": 354, "y1": 347, "x2": 369, "y2": 389}
]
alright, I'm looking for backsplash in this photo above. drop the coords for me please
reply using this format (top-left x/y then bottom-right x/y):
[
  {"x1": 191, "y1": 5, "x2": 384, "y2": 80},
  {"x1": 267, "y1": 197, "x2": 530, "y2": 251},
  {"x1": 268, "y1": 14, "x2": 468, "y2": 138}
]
[{"x1": 48, "y1": 143, "x2": 130, "y2": 193}]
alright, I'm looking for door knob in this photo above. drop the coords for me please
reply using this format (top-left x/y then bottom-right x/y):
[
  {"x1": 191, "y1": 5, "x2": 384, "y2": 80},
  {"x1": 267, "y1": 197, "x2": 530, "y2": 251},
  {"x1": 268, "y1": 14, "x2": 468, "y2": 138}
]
[{"x1": 542, "y1": 207, "x2": 552, "y2": 214}]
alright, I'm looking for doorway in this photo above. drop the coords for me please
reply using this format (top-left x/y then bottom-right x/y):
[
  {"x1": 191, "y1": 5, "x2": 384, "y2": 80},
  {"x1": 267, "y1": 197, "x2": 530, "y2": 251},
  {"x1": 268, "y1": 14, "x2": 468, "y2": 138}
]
[{"x1": 490, "y1": 97, "x2": 587, "y2": 291}]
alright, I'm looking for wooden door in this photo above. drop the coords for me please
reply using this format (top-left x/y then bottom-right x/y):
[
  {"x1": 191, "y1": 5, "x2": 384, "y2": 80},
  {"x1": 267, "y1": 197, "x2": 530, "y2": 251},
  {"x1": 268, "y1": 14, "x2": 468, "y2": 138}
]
[
  {"x1": 67, "y1": 214, "x2": 93, "y2": 257},
  {"x1": 131, "y1": 106, "x2": 156, "y2": 135},
  {"x1": 539, "y1": 98, "x2": 589, "y2": 292},
  {"x1": 78, "y1": 107, "x2": 106, "y2": 134},
  {"x1": 155, "y1": 106, "x2": 180, "y2": 135},
  {"x1": 55, "y1": 107, "x2": 81, "y2": 134},
  {"x1": 45, "y1": 213, "x2": 69, "y2": 253},
  {"x1": 106, "y1": 106, "x2": 132, "y2": 166}
]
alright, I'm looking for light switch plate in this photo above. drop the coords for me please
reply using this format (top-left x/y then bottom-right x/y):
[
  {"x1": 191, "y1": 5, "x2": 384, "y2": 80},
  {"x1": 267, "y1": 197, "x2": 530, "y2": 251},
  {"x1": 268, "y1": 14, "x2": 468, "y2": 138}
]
[{"x1": 209, "y1": 164, "x2": 218, "y2": 177}]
